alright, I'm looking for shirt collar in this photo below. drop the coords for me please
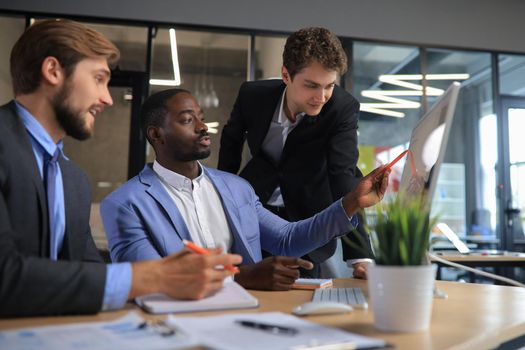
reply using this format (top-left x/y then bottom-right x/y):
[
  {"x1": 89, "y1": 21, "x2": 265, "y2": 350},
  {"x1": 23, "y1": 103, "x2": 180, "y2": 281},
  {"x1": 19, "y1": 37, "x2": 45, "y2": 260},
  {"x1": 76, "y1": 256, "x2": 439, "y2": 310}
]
[
  {"x1": 152, "y1": 160, "x2": 205, "y2": 191},
  {"x1": 15, "y1": 100, "x2": 65, "y2": 159},
  {"x1": 277, "y1": 87, "x2": 306, "y2": 126}
]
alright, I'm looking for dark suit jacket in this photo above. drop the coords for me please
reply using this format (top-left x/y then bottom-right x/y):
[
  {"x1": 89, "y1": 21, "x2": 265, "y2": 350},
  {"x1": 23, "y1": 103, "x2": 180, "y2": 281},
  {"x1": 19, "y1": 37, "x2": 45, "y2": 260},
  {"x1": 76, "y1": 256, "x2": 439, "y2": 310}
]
[
  {"x1": 0, "y1": 101, "x2": 106, "y2": 317},
  {"x1": 218, "y1": 80, "x2": 372, "y2": 263}
]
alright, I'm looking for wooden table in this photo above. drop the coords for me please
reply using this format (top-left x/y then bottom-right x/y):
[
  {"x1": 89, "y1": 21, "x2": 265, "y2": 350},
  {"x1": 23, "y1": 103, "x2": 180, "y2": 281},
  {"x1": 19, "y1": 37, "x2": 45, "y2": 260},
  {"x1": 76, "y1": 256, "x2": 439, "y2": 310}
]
[
  {"x1": 1, "y1": 279, "x2": 525, "y2": 350},
  {"x1": 431, "y1": 252, "x2": 525, "y2": 281},
  {"x1": 432, "y1": 252, "x2": 525, "y2": 264}
]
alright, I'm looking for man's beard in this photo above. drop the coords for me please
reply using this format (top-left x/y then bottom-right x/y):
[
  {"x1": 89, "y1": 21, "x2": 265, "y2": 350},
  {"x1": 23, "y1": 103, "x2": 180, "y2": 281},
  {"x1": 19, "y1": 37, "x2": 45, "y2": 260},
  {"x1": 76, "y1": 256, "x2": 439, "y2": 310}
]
[
  {"x1": 53, "y1": 83, "x2": 92, "y2": 141},
  {"x1": 193, "y1": 147, "x2": 211, "y2": 160},
  {"x1": 193, "y1": 132, "x2": 211, "y2": 160},
  {"x1": 174, "y1": 132, "x2": 211, "y2": 162}
]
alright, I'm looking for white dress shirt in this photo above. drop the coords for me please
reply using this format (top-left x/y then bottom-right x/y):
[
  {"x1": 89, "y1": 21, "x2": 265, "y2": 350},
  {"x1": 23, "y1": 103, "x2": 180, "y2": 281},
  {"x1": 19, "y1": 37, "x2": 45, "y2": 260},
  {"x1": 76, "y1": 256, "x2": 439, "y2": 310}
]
[
  {"x1": 261, "y1": 88, "x2": 305, "y2": 207},
  {"x1": 153, "y1": 161, "x2": 232, "y2": 251}
]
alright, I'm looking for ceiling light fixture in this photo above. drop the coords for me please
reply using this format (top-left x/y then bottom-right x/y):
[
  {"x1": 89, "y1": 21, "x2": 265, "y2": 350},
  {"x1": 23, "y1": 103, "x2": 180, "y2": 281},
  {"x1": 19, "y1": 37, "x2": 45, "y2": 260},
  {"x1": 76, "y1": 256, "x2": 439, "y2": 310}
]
[
  {"x1": 360, "y1": 73, "x2": 469, "y2": 118},
  {"x1": 149, "y1": 28, "x2": 181, "y2": 86},
  {"x1": 205, "y1": 121, "x2": 219, "y2": 134}
]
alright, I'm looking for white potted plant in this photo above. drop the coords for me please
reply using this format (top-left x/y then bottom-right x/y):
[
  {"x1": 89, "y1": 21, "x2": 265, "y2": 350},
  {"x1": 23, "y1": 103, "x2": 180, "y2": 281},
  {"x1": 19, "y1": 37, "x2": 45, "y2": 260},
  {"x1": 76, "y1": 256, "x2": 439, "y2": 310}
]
[{"x1": 347, "y1": 195, "x2": 438, "y2": 332}]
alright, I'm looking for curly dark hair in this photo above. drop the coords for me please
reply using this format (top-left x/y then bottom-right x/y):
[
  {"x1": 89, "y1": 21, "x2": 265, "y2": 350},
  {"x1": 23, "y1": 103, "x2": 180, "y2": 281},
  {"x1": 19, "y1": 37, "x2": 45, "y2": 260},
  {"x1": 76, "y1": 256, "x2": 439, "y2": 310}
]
[{"x1": 283, "y1": 27, "x2": 347, "y2": 78}]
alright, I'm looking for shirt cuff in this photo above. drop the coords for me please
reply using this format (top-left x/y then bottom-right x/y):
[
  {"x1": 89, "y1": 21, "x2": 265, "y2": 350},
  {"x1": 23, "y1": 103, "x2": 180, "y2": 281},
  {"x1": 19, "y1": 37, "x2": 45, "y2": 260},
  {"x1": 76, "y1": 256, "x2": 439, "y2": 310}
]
[
  {"x1": 102, "y1": 262, "x2": 132, "y2": 311},
  {"x1": 346, "y1": 258, "x2": 374, "y2": 267},
  {"x1": 338, "y1": 198, "x2": 359, "y2": 229}
]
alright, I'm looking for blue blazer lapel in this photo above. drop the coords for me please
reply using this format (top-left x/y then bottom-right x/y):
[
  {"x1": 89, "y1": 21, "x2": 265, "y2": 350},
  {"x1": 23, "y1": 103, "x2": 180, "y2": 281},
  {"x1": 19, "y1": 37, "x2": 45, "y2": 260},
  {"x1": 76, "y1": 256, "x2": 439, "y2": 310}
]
[
  {"x1": 205, "y1": 169, "x2": 256, "y2": 264},
  {"x1": 139, "y1": 165, "x2": 192, "y2": 243}
]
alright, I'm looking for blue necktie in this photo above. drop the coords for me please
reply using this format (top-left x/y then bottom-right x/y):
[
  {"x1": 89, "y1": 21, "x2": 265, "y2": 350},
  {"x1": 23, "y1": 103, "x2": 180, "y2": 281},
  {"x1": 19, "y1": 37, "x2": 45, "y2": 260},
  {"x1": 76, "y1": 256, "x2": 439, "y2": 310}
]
[{"x1": 44, "y1": 149, "x2": 60, "y2": 260}]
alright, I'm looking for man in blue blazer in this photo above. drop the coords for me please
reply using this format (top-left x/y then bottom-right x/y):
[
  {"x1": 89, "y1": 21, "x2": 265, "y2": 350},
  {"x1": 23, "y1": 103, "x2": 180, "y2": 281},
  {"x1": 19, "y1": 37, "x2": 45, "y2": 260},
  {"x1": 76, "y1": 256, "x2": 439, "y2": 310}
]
[{"x1": 101, "y1": 89, "x2": 389, "y2": 290}]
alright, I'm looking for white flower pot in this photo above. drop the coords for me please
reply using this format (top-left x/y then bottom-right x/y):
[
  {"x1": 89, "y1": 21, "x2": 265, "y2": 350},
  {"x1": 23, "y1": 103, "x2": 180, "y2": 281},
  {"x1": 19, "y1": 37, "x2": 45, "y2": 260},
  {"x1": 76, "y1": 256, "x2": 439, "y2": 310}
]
[{"x1": 368, "y1": 264, "x2": 437, "y2": 332}]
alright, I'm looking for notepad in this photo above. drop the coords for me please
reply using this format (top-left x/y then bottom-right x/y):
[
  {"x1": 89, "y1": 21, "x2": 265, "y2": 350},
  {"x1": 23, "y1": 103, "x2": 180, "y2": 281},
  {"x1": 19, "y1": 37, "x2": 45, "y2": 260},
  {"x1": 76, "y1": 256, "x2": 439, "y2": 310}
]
[
  {"x1": 135, "y1": 281, "x2": 259, "y2": 314},
  {"x1": 292, "y1": 278, "x2": 333, "y2": 290}
]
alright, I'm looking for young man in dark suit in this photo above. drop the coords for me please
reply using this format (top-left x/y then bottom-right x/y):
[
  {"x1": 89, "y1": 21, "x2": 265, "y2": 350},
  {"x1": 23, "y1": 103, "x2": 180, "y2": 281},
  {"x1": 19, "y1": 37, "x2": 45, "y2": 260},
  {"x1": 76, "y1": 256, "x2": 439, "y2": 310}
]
[
  {"x1": 0, "y1": 19, "x2": 241, "y2": 317},
  {"x1": 218, "y1": 27, "x2": 372, "y2": 278}
]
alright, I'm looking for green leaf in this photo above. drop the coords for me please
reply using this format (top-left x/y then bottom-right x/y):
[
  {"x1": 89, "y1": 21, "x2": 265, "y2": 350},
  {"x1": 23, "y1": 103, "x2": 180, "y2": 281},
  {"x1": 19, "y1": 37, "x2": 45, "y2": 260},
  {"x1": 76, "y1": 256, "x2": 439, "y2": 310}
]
[{"x1": 350, "y1": 194, "x2": 438, "y2": 266}]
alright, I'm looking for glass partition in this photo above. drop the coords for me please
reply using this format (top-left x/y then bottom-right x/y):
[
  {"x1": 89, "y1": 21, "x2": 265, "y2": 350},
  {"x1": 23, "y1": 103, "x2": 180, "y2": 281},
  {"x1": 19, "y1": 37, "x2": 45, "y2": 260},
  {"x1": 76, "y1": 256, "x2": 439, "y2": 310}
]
[
  {"x1": 80, "y1": 22, "x2": 149, "y2": 71},
  {"x1": 254, "y1": 35, "x2": 286, "y2": 80},
  {"x1": 352, "y1": 42, "x2": 422, "y2": 195},
  {"x1": 426, "y1": 49, "x2": 493, "y2": 238},
  {"x1": 500, "y1": 55, "x2": 525, "y2": 97},
  {"x1": 149, "y1": 28, "x2": 250, "y2": 167},
  {"x1": 0, "y1": 16, "x2": 26, "y2": 104}
]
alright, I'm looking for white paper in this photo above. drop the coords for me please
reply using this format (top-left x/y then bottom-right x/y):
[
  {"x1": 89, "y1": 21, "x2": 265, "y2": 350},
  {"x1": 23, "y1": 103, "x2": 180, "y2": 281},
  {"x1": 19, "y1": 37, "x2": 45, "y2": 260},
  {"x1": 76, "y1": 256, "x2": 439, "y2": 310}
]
[
  {"x1": 0, "y1": 312, "x2": 196, "y2": 350},
  {"x1": 136, "y1": 280, "x2": 259, "y2": 314},
  {"x1": 166, "y1": 311, "x2": 386, "y2": 350}
]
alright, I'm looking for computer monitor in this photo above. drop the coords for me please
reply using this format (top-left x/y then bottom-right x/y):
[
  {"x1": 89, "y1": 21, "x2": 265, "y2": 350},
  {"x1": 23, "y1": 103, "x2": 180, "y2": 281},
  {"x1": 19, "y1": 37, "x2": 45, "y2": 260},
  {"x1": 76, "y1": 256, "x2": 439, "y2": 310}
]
[{"x1": 398, "y1": 82, "x2": 461, "y2": 210}]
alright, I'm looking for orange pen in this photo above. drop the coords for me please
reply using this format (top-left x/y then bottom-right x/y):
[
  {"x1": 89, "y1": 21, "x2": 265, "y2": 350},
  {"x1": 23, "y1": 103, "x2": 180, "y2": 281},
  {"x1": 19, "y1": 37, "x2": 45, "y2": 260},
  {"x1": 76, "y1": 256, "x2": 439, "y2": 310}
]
[
  {"x1": 378, "y1": 149, "x2": 416, "y2": 176},
  {"x1": 380, "y1": 149, "x2": 408, "y2": 173},
  {"x1": 182, "y1": 239, "x2": 240, "y2": 273}
]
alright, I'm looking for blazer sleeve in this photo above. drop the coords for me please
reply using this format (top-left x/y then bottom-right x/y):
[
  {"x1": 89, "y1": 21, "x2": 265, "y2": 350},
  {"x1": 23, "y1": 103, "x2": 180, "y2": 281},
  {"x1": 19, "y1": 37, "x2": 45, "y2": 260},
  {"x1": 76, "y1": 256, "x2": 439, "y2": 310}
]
[
  {"x1": 324, "y1": 96, "x2": 374, "y2": 260},
  {"x1": 100, "y1": 197, "x2": 164, "y2": 263},
  {"x1": 218, "y1": 83, "x2": 248, "y2": 174},
  {"x1": 257, "y1": 197, "x2": 354, "y2": 258},
  {"x1": 82, "y1": 226, "x2": 107, "y2": 263},
  {"x1": 0, "y1": 194, "x2": 106, "y2": 317}
]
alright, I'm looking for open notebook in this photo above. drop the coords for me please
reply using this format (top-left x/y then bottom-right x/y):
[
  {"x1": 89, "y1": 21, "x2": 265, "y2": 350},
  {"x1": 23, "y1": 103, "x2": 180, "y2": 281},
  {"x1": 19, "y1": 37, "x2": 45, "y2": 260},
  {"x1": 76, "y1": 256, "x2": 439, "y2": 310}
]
[{"x1": 136, "y1": 280, "x2": 259, "y2": 314}]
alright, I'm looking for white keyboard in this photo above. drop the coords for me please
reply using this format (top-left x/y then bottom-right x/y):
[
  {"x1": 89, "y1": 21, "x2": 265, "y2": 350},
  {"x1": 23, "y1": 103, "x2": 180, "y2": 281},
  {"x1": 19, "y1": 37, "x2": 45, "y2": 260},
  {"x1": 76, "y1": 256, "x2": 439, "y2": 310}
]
[{"x1": 312, "y1": 287, "x2": 368, "y2": 309}]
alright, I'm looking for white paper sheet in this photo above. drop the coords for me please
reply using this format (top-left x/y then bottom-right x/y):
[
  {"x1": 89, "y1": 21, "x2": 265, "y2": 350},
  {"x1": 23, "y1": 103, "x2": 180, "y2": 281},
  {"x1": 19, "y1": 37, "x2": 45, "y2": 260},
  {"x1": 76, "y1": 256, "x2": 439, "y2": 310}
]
[{"x1": 167, "y1": 311, "x2": 386, "y2": 350}]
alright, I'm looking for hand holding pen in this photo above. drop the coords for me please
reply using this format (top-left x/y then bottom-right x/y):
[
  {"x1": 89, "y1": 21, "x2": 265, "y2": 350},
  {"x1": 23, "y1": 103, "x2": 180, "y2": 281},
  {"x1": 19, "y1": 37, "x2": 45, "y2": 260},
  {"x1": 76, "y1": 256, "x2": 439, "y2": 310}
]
[
  {"x1": 129, "y1": 247, "x2": 242, "y2": 300},
  {"x1": 341, "y1": 166, "x2": 391, "y2": 216},
  {"x1": 183, "y1": 239, "x2": 240, "y2": 273},
  {"x1": 340, "y1": 149, "x2": 417, "y2": 217}
]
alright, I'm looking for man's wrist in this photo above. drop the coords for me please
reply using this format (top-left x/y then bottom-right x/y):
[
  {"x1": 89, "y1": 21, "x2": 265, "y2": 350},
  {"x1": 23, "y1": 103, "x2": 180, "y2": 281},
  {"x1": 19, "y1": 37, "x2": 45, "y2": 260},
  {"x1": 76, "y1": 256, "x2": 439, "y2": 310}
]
[
  {"x1": 129, "y1": 260, "x2": 162, "y2": 299},
  {"x1": 342, "y1": 193, "x2": 359, "y2": 217},
  {"x1": 234, "y1": 265, "x2": 250, "y2": 288}
]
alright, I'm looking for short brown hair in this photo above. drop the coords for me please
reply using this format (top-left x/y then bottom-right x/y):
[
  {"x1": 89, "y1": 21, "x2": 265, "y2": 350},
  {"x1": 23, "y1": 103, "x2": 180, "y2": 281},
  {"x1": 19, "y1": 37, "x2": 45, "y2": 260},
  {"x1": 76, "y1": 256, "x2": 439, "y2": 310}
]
[
  {"x1": 10, "y1": 19, "x2": 120, "y2": 95},
  {"x1": 283, "y1": 27, "x2": 347, "y2": 78}
]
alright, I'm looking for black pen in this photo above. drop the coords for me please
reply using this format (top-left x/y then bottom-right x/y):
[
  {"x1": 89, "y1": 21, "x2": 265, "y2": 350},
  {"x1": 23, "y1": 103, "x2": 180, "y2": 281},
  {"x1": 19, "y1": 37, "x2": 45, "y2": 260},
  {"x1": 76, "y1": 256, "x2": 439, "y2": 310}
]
[
  {"x1": 136, "y1": 320, "x2": 176, "y2": 337},
  {"x1": 235, "y1": 320, "x2": 298, "y2": 335}
]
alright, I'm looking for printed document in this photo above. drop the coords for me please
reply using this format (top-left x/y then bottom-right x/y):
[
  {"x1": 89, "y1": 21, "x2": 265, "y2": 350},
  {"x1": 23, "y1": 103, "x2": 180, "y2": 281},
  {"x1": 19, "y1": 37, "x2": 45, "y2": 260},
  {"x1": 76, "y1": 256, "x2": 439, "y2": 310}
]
[
  {"x1": 0, "y1": 312, "x2": 196, "y2": 350},
  {"x1": 167, "y1": 311, "x2": 386, "y2": 350}
]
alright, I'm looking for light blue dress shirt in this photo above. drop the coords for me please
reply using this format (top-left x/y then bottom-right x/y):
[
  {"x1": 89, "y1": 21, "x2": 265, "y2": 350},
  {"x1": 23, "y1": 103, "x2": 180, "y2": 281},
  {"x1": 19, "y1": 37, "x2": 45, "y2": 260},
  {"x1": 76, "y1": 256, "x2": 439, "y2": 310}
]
[{"x1": 15, "y1": 102, "x2": 131, "y2": 311}]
